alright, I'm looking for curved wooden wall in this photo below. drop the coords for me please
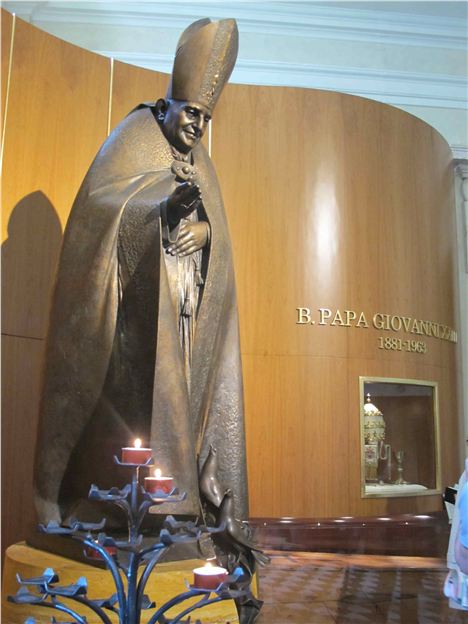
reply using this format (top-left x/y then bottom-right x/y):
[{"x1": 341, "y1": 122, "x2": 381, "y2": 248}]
[
  {"x1": 213, "y1": 85, "x2": 459, "y2": 518},
  {"x1": 1, "y1": 13, "x2": 460, "y2": 551}
]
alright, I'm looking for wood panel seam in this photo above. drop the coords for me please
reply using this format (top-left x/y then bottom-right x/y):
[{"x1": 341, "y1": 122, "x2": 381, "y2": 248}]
[
  {"x1": 1, "y1": 11, "x2": 15, "y2": 170},
  {"x1": 107, "y1": 57, "x2": 114, "y2": 136},
  {"x1": 241, "y1": 351, "x2": 454, "y2": 367},
  {"x1": 2, "y1": 332, "x2": 45, "y2": 342},
  {"x1": 208, "y1": 119, "x2": 212, "y2": 157}
]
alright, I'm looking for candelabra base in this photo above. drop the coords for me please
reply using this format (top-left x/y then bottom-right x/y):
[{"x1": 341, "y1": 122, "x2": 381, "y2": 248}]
[{"x1": 3, "y1": 543, "x2": 248, "y2": 623}]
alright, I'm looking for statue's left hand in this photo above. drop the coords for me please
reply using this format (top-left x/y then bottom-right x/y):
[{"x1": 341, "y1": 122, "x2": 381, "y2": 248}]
[{"x1": 166, "y1": 221, "x2": 210, "y2": 256}]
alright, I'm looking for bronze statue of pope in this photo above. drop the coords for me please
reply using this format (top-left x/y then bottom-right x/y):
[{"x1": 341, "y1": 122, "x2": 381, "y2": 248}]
[{"x1": 34, "y1": 18, "x2": 248, "y2": 529}]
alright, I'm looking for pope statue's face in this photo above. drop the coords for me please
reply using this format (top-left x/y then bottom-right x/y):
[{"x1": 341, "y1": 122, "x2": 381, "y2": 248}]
[{"x1": 163, "y1": 100, "x2": 212, "y2": 153}]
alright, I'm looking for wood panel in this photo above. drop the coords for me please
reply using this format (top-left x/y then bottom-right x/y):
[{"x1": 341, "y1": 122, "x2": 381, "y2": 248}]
[
  {"x1": 1, "y1": 18, "x2": 111, "y2": 553},
  {"x1": 1, "y1": 16, "x2": 110, "y2": 339},
  {"x1": 213, "y1": 85, "x2": 349, "y2": 359},
  {"x1": 243, "y1": 354, "x2": 350, "y2": 518},
  {"x1": 1, "y1": 9, "x2": 13, "y2": 137},
  {"x1": 110, "y1": 60, "x2": 169, "y2": 132},
  {"x1": 214, "y1": 85, "x2": 456, "y2": 364},
  {"x1": 213, "y1": 83, "x2": 459, "y2": 518},
  {"x1": 1, "y1": 335, "x2": 45, "y2": 551}
]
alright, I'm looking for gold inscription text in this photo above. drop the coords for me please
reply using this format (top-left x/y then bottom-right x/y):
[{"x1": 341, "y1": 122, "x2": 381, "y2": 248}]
[
  {"x1": 378, "y1": 336, "x2": 427, "y2": 354},
  {"x1": 296, "y1": 307, "x2": 457, "y2": 344}
]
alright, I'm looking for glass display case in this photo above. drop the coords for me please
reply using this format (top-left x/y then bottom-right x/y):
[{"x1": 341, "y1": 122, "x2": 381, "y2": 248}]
[{"x1": 359, "y1": 377, "x2": 441, "y2": 498}]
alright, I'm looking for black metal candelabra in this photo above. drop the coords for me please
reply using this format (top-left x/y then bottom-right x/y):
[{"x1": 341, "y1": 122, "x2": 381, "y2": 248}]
[{"x1": 9, "y1": 455, "x2": 252, "y2": 624}]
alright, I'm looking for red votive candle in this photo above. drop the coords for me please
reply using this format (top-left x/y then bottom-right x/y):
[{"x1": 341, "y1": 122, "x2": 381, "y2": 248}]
[
  {"x1": 85, "y1": 545, "x2": 117, "y2": 560},
  {"x1": 121, "y1": 438, "x2": 152, "y2": 464},
  {"x1": 144, "y1": 468, "x2": 174, "y2": 493},
  {"x1": 193, "y1": 563, "x2": 228, "y2": 589}
]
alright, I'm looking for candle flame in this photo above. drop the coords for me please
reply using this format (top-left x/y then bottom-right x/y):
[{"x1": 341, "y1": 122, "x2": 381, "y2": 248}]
[
  {"x1": 134, "y1": 438, "x2": 142, "y2": 449},
  {"x1": 205, "y1": 561, "x2": 213, "y2": 568},
  {"x1": 155, "y1": 468, "x2": 162, "y2": 478}
]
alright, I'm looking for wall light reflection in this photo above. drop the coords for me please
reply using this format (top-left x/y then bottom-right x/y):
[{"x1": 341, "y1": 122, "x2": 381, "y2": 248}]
[{"x1": 305, "y1": 165, "x2": 340, "y2": 291}]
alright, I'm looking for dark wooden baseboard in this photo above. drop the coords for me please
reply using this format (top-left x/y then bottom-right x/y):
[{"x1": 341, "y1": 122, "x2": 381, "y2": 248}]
[
  {"x1": 250, "y1": 512, "x2": 450, "y2": 558},
  {"x1": 22, "y1": 512, "x2": 451, "y2": 563}
]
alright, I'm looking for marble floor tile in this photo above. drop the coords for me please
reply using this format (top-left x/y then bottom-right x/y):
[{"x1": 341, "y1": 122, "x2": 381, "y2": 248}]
[
  {"x1": 261, "y1": 566, "x2": 345, "y2": 603},
  {"x1": 255, "y1": 551, "x2": 466, "y2": 624},
  {"x1": 375, "y1": 597, "x2": 468, "y2": 623},
  {"x1": 323, "y1": 598, "x2": 387, "y2": 623}
]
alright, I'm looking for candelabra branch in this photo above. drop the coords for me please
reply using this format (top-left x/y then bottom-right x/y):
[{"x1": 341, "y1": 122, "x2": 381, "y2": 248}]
[
  {"x1": 45, "y1": 601, "x2": 87, "y2": 624},
  {"x1": 136, "y1": 547, "x2": 167, "y2": 607},
  {"x1": 135, "y1": 499, "x2": 157, "y2": 533},
  {"x1": 139, "y1": 542, "x2": 167, "y2": 559},
  {"x1": 172, "y1": 595, "x2": 225, "y2": 624},
  {"x1": 147, "y1": 588, "x2": 209, "y2": 624},
  {"x1": 81, "y1": 537, "x2": 127, "y2": 616},
  {"x1": 53, "y1": 594, "x2": 115, "y2": 624},
  {"x1": 8, "y1": 591, "x2": 88, "y2": 624}
]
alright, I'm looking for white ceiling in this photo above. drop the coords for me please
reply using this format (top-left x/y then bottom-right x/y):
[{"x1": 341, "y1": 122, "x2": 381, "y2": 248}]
[
  {"x1": 4, "y1": 0, "x2": 467, "y2": 18},
  {"x1": 315, "y1": 1, "x2": 467, "y2": 19}
]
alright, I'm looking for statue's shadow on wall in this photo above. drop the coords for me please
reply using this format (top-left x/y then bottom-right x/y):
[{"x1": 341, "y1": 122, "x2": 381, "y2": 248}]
[
  {"x1": 2, "y1": 190, "x2": 63, "y2": 339},
  {"x1": 1, "y1": 190, "x2": 62, "y2": 547}
]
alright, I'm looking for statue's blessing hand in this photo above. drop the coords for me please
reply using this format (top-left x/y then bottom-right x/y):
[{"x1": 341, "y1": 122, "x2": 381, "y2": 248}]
[{"x1": 167, "y1": 181, "x2": 202, "y2": 224}]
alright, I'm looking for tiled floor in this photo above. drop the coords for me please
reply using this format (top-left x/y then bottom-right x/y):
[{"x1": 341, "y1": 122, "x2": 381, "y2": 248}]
[{"x1": 255, "y1": 551, "x2": 468, "y2": 623}]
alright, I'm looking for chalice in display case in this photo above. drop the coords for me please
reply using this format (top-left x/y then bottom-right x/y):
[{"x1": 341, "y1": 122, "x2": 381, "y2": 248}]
[{"x1": 394, "y1": 450, "x2": 407, "y2": 485}]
